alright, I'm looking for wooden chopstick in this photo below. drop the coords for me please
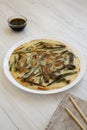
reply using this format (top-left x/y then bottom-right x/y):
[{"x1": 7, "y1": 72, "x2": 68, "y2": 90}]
[
  {"x1": 65, "y1": 107, "x2": 86, "y2": 130},
  {"x1": 69, "y1": 96, "x2": 87, "y2": 123}
]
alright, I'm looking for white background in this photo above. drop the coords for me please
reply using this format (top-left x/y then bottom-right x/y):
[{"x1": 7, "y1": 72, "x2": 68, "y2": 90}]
[{"x1": 0, "y1": 0, "x2": 87, "y2": 129}]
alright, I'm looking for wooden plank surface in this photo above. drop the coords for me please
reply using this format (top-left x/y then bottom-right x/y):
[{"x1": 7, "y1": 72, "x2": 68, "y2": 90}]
[
  {"x1": 0, "y1": 0, "x2": 87, "y2": 129},
  {"x1": 46, "y1": 94, "x2": 87, "y2": 130}
]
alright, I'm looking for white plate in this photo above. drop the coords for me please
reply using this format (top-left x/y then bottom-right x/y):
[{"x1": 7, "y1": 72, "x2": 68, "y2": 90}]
[{"x1": 3, "y1": 38, "x2": 85, "y2": 94}]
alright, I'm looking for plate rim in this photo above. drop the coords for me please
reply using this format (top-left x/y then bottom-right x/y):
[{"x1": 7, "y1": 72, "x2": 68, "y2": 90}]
[{"x1": 3, "y1": 38, "x2": 85, "y2": 94}]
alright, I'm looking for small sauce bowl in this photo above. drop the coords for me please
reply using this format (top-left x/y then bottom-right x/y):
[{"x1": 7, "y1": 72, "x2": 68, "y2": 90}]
[{"x1": 8, "y1": 15, "x2": 27, "y2": 31}]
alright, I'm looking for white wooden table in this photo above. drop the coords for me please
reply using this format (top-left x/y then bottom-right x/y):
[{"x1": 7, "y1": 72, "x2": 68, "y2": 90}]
[{"x1": 0, "y1": 0, "x2": 87, "y2": 129}]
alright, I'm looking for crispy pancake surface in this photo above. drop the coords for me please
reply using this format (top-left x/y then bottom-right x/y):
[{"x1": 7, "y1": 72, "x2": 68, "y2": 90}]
[{"x1": 9, "y1": 39, "x2": 80, "y2": 90}]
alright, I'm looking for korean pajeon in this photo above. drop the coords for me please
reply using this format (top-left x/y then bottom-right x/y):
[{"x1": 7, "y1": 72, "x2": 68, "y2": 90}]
[{"x1": 9, "y1": 39, "x2": 80, "y2": 90}]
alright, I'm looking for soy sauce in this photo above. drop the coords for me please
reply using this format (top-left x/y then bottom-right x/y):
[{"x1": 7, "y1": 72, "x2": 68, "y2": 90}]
[{"x1": 9, "y1": 18, "x2": 27, "y2": 31}]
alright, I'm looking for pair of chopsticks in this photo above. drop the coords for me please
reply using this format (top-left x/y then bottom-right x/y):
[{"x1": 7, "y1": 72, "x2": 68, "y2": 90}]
[{"x1": 65, "y1": 96, "x2": 87, "y2": 130}]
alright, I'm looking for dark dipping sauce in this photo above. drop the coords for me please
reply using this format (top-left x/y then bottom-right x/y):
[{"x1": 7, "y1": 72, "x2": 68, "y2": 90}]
[{"x1": 9, "y1": 18, "x2": 27, "y2": 31}]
